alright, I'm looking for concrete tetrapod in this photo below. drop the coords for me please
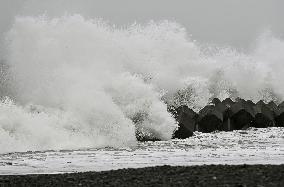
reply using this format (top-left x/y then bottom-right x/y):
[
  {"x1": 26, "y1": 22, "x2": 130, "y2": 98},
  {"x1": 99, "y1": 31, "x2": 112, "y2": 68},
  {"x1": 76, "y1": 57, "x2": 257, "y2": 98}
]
[
  {"x1": 196, "y1": 105, "x2": 223, "y2": 133},
  {"x1": 275, "y1": 101, "x2": 284, "y2": 127},
  {"x1": 267, "y1": 101, "x2": 280, "y2": 117},
  {"x1": 227, "y1": 99, "x2": 255, "y2": 130},
  {"x1": 222, "y1": 98, "x2": 235, "y2": 108},
  {"x1": 251, "y1": 100, "x2": 275, "y2": 128},
  {"x1": 211, "y1": 98, "x2": 232, "y2": 131},
  {"x1": 173, "y1": 105, "x2": 198, "y2": 139}
]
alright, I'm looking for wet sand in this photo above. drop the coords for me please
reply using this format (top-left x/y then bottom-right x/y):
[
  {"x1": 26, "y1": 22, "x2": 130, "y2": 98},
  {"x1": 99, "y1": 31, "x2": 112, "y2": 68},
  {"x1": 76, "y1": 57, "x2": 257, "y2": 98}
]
[{"x1": 0, "y1": 164, "x2": 283, "y2": 186}]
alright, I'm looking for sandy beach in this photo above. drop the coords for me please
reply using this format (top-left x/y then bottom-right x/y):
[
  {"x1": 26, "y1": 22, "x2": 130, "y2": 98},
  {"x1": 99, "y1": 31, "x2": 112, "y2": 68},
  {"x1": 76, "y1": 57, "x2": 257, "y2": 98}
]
[{"x1": 1, "y1": 164, "x2": 283, "y2": 186}]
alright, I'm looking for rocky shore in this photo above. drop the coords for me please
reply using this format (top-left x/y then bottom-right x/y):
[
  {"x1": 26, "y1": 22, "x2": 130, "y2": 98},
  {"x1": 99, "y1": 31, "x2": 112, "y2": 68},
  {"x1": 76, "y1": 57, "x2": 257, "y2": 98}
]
[{"x1": 1, "y1": 165, "x2": 283, "y2": 186}]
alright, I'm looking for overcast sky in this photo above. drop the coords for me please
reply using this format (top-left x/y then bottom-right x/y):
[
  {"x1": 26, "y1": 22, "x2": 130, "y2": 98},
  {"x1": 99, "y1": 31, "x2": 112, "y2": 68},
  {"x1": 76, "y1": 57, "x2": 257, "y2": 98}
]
[{"x1": 0, "y1": 0, "x2": 283, "y2": 49}]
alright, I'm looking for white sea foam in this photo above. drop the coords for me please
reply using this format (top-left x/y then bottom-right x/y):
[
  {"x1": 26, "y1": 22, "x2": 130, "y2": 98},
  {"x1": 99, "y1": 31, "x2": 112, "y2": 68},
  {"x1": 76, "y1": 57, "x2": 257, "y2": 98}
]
[
  {"x1": 0, "y1": 15, "x2": 283, "y2": 153},
  {"x1": 0, "y1": 127, "x2": 283, "y2": 174}
]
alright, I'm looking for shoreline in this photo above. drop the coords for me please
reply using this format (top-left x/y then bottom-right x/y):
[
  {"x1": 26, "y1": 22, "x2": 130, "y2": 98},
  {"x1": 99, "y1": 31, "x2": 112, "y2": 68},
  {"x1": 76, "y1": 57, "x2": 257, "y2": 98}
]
[{"x1": 1, "y1": 164, "x2": 283, "y2": 186}]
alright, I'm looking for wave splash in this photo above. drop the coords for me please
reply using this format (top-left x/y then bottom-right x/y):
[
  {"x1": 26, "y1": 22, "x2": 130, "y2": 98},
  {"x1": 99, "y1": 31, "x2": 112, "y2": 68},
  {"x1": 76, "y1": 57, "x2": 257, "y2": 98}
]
[{"x1": 0, "y1": 15, "x2": 283, "y2": 153}]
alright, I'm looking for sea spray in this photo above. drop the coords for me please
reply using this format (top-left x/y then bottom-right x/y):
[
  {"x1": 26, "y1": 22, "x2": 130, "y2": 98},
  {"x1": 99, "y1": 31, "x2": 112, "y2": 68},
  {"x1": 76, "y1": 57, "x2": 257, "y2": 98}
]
[
  {"x1": 0, "y1": 97, "x2": 135, "y2": 153},
  {"x1": 0, "y1": 15, "x2": 284, "y2": 153}
]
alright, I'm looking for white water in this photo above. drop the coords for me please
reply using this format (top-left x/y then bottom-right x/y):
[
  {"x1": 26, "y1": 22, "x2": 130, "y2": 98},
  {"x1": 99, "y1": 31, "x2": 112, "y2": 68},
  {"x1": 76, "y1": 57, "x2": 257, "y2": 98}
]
[
  {"x1": 0, "y1": 128, "x2": 283, "y2": 175},
  {"x1": 0, "y1": 15, "x2": 284, "y2": 153}
]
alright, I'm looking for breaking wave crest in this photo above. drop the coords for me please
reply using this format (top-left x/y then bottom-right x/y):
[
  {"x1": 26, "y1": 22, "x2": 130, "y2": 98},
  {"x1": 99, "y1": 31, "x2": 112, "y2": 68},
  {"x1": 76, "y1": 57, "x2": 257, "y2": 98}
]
[{"x1": 0, "y1": 15, "x2": 283, "y2": 153}]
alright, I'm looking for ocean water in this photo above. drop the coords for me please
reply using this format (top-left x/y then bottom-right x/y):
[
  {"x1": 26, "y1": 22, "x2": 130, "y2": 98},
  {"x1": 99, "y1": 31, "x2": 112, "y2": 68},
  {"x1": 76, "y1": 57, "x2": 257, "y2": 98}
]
[
  {"x1": 0, "y1": 15, "x2": 283, "y2": 155},
  {"x1": 0, "y1": 128, "x2": 283, "y2": 175}
]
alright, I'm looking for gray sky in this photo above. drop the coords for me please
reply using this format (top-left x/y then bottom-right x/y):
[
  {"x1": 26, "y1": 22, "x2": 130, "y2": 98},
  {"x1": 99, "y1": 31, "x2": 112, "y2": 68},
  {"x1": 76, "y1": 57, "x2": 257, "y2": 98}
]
[{"x1": 0, "y1": 0, "x2": 283, "y2": 49}]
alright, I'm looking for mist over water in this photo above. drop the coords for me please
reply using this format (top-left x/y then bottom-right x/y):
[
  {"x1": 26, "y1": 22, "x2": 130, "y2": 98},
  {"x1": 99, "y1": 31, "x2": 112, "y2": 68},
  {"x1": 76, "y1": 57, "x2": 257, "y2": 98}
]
[{"x1": 0, "y1": 14, "x2": 283, "y2": 153}]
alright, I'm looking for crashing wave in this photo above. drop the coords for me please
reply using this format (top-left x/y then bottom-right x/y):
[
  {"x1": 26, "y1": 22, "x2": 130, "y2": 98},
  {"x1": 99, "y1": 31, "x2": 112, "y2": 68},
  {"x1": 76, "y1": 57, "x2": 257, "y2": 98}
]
[{"x1": 0, "y1": 15, "x2": 283, "y2": 153}]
